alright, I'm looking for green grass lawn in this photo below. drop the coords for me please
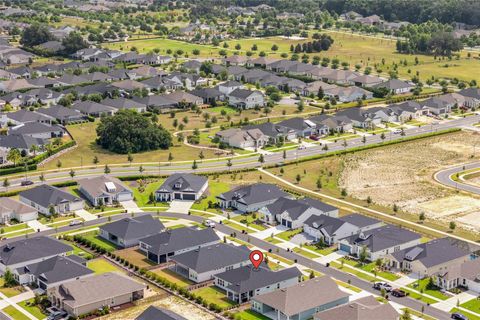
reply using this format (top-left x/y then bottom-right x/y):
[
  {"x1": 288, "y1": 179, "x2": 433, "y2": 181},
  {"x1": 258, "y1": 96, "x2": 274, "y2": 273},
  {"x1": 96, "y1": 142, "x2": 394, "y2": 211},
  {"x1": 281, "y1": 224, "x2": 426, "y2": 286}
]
[
  {"x1": 87, "y1": 258, "x2": 123, "y2": 274},
  {"x1": 193, "y1": 286, "x2": 236, "y2": 310},
  {"x1": 132, "y1": 179, "x2": 166, "y2": 207},
  {"x1": 0, "y1": 223, "x2": 29, "y2": 234},
  {"x1": 233, "y1": 310, "x2": 271, "y2": 320},
  {"x1": 450, "y1": 308, "x2": 480, "y2": 320},
  {"x1": 460, "y1": 298, "x2": 480, "y2": 315},
  {"x1": 63, "y1": 240, "x2": 93, "y2": 259},
  {"x1": 223, "y1": 220, "x2": 255, "y2": 233},
  {"x1": 303, "y1": 244, "x2": 338, "y2": 256},
  {"x1": 81, "y1": 231, "x2": 119, "y2": 252},
  {"x1": 407, "y1": 278, "x2": 449, "y2": 301},
  {"x1": 334, "y1": 279, "x2": 362, "y2": 293},
  {"x1": 153, "y1": 269, "x2": 193, "y2": 288},
  {"x1": 292, "y1": 247, "x2": 321, "y2": 259},
  {"x1": 264, "y1": 252, "x2": 294, "y2": 266},
  {"x1": 18, "y1": 299, "x2": 47, "y2": 320},
  {"x1": 266, "y1": 237, "x2": 282, "y2": 244},
  {"x1": 3, "y1": 306, "x2": 30, "y2": 320},
  {"x1": 401, "y1": 287, "x2": 438, "y2": 305},
  {"x1": 341, "y1": 259, "x2": 400, "y2": 281},
  {"x1": 330, "y1": 261, "x2": 377, "y2": 283},
  {"x1": 191, "y1": 181, "x2": 230, "y2": 212},
  {"x1": 276, "y1": 228, "x2": 303, "y2": 242},
  {"x1": 0, "y1": 278, "x2": 23, "y2": 298},
  {"x1": 232, "y1": 214, "x2": 267, "y2": 231}
]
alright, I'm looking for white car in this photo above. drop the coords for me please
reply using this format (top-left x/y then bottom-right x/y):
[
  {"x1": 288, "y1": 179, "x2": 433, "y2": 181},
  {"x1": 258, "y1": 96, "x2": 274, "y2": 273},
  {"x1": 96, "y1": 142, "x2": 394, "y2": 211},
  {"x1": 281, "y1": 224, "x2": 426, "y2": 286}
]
[
  {"x1": 297, "y1": 145, "x2": 307, "y2": 150},
  {"x1": 69, "y1": 220, "x2": 82, "y2": 226},
  {"x1": 392, "y1": 129, "x2": 402, "y2": 134},
  {"x1": 203, "y1": 220, "x2": 216, "y2": 228}
]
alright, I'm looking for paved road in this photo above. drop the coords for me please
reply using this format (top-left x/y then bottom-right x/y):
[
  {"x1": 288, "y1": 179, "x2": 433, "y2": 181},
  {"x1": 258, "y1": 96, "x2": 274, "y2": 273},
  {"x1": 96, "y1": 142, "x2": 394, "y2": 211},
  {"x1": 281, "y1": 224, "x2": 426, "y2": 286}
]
[
  {"x1": 434, "y1": 162, "x2": 480, "y2": 195},
  {"x1": 12, "y1": 211, "x2": 450, "y2": 320},
  {"x1": 3, "y1": 115, "x2": 479, "y2": 192}
]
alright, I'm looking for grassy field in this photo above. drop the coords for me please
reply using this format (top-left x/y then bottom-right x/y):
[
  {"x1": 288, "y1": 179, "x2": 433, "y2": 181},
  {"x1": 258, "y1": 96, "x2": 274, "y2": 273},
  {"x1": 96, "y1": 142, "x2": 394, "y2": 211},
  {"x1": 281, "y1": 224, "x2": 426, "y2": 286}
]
[
  {"x1": 152, "y1": 268, "x2": 193, "y2": 288},
  {"x1": 88, "y1": 258, "x2": 124, "y2": 274}
]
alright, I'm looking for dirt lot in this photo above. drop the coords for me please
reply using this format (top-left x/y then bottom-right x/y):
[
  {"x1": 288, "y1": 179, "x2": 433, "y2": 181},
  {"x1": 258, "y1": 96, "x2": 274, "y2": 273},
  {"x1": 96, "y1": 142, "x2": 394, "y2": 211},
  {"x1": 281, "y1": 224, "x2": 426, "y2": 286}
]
[
  {"x1": 338, "y1": 131, "x2": 480, "y2": 227},
  {"x1": 100, "y1": 295, "x2": 215, "y2": 320}
]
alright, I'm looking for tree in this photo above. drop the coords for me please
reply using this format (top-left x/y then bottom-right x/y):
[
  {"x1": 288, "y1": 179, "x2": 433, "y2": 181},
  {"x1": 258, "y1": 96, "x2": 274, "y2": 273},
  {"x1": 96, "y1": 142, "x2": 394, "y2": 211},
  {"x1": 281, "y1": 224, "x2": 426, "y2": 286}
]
[
  {"x1": 316, "y1": 178, "x2": 322, "y2": 189},
  {"x1": 139, "y1": 165, "x2": 145, "y2": 174},
  {"x1": 69, "y1": 169, "x2": 75, "y2": 178},
  {"x1": 341, "y1": 188, "x2": 347, "y2": 197},
  {"x1": 39, "y1": 173, "x2": 45, "y2": 182},
  {"x1": 199, "y1": 151, "x2": 205, "y2": 162},
  {"x1": 168, "y1": 152, "x2": 173, "y2": 163},
  {"x1": 309, "y1": 270, "x2": 315, "y2": 279},
  {"x1": 449, "y1": 221, "x2": 456, "y2": 232},
  {"x1": 56, "y1": 160, "x2": 62, "y2": 169},
  {"x1": 258, "y1": 154, "x2": 265, "y2": 163},
  {"x1": 127, "y1": 153, "x2": 133, "y2": 165},
  {"x1": 227, "y1": 159, "x2": 232, "y2": 170},
  {"x1": 419, "y1": 212, "x2": 426, "y2": 223},
  {"x1": 380, "y1": 132, "x2": 386, "y2": 141},
  {"x1": 192, "y1": 160, "x2": 198, "y2": 171},
  {"x1": 359, "y1": 245, "x2": 368, "y2": 264},
  {"x1": 271, "y1": 44, "x2": 279, "y2": 51},
  {"x1": 2, "y1": 178, "x2": 10, "y2": 191},
  {"x1": 93, "y1": 155, "x2": 99, "y2": 165},
  {"x1": 62, "y1": 32, "x2": 88, "y2": 55},
  {"x1": 96, "y1": 110, "x2": 172, "y2": 154},
  {"x1": 295, "y1": 174, "x2": 301, "y2": 183},
  {"x1": 3, "y1": 269, "x2": 17, "y2": 287},
  {"x1": 400, "y1": 308, "x2": 412, "y2": 320},
  {"x1": 362, "y1": 136, "x2": 366, "y2": 144},
  {"x1": 283, "y1": 150, "x2": 287, "y2": 160},
  {"x1": 104, "y1": 164, "x2": 111, "y2": 174},
  {"x1": 6, "y1": 148, "x2": 21, "y2": 166},
  {"x1": 20, "y1": 23, "x2": 55, "y2": 47}
]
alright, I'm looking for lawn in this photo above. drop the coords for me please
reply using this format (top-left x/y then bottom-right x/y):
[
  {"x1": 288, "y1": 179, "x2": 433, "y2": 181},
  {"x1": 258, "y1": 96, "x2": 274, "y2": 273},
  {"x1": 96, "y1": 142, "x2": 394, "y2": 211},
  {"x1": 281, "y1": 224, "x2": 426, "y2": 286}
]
[
  {"x1": 292, "y1": 247, "x2": 321, "y2": 259},
  {"x1": 18, "y1": 299, "x2": 47, "y2": 320},
  {"x1": 233, "y1": 310, "x2": 271, "y2": 320},
  {"x1": 341, "y1": 259, "x2": 400, "y2": 281},
  {"x1": 152, "y1": 268, "x2": 193, "y2": 288},
  {"x1": 81, "y1": 231, "x2": 119, "y2": 252},
  {"x1": 401, "y1": 287, "x2": 438, "y2": 305},
  {"x1": 265, "y1": 237, "x2": 282, "y2": 244},
  {"x1": 223, "y1": 220, "x2": 255, "y2": 233},
  {"x1": 115, "y1": 247, "x2": 156, "y2": 269},
  {"x1": 461, "y1": 298, "x2": 480, "y2": 315},
  {"x1": 450, "y1": 308, "x2": 480, "y2": 320},
  {"x1": 276, "y1": 228, "x2": 303, "y2": 242},
  {"x1": 407, "y1": 277, "x2": 449, "y2": 301},
  {"x1": 330, "y1": 261, "x2": 377, "y2": 283},
  {"x1": 334, "y1": 279, "x2": 362, "y2": 293},
  {"x1": 264, "y1": 252, "x2": 294, "y2": 266},
  {"x1": 131, "y1": 179, "x2": 166, "y2": 207},
  {"x1": 63, "y1": 240, "x2": 93, "y2": 259},
  {"x1": 232, "y1": 213, "x2": 267, "y2": 231},
  {"x1": 2, "y1": 306, "x2": 30, "y2": 320},
  {"x1": 193, "y1": 286, "x2": 236, "y2": 310},
  {"x1": 87, "y1": 258, "x2": 123, "y2": 274},
  {"x1": 0, "y1": 223, "x2": 29, "y2": 234},
  {"x1": 191, "y1": 181, "x2": 230, "y2": 212},
  {"x1": 304, "y1": 244, "x2": 338, "y2": 256}
]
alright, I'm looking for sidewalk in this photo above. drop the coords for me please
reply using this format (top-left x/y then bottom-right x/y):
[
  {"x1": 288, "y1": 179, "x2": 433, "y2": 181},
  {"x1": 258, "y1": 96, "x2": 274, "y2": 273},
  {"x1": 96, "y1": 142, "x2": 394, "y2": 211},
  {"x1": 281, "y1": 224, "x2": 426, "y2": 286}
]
[
  {"x1": 75, "y1": 209, "x2": 97, "y2": 222},
  {"x1": 433, "y1": 290, "x2": 478, "y2": 312},
  {"x1": 26, "y1": 219, "x2": 50, "y2": 232},
  {"x1": 0, "y1": 291, "x2": 37, "y2": 320}
]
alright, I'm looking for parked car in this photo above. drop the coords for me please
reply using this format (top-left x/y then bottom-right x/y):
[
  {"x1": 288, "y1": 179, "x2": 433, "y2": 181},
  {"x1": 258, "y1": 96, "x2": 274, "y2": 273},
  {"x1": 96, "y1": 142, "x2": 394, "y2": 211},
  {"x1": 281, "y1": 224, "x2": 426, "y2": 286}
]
[
  {"x1": 392, "y1": 128, "x2": 402, "y2": 134},
  {"x1": 47, "y1": 310, "x2": 67, "y2": 320},
  {"x1": 69, "y1": 220, "x2": 82, "y2": 226},
  {"x1": 373, "y1": 282, "x2": 392, "y2": 292},
  {"x1": 309, "y1": 135, "x2": 320, "y2": 141},
  {"x1": 20, "y1": 180, "x2": 34, "y2": 186},
  {"x1": 391, "y1": 289, "x2": 407, "y2": 297},
  {"x1": 451, "y1": 312, "x2": 468, "y2": 320},
  {"x1": 203, "y1": 219, "x2": 215, "y2": 228},
  {"x1": 297, "y1": 145, "x2": 306, "y2": 150}
]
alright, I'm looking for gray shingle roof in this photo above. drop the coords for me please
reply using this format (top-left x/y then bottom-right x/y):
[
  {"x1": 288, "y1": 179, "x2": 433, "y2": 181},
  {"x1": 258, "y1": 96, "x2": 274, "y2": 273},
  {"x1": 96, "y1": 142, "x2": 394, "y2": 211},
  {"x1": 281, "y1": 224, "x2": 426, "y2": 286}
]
[
  {"x1": 299, "y1": 197, "x2": 338, "y2": 213},
  {"x1": 71, "y1": 101, "x2": 116, "y2": 114},
  {"x1": 217, "y1": 183, "x2": 288, "y2": 206},
  {"x1": 265, "y1": 197, "x2": 311, "y2": 221},
  {"x1": 4, "y1": 109, "x2": 53, "y2": 123},
  {"x1": 101, "y1": 97, "x2": 146, "y2": 110},
  {"x1": 78, "y1": 175, "x2": 132, "y2": 199},
  {"x1": 100, "y1": 214, "x2": 164, "y2": 241},
  {"x1": 170, "y1": 243, "x2": 250, "y2": 273},
  {"x1": 0, "y1": 236, "x2": 72, "y2": 266},
  {"x1": 156, "y1": 173, "x2": 207, "y2": 194},
  {"x1": 304, "y1": 215, "x2": 347, "y2": 236},
  {"x1": 19, "y1": 184, "x2": 82, "y2": 208},
  {"x1": 37, "y1": 105, "x2": 83, "y2": 121},
  {"x1": 215, "y1": 265, "x2": 302, "y2": 294},
  {"x1": 136, "y1": 306, "x2": 187, "y2": 320},
  {"x1": 140, "y1": 227, "x2": 219, "y2": 256},
  {"x1": 0, "y1": 135, "x2": 46, "y2": 150},
  {"x1": 340, "y1": 213, "x2": 381, "y2": 228},
  {"x1": 8, "y1": 122, "x2": 64, "y2": 136}
]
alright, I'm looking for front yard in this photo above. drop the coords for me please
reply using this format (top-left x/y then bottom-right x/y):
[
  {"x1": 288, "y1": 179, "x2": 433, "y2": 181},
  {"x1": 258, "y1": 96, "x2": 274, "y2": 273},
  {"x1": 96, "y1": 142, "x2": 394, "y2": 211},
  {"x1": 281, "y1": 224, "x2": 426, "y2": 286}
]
[
  {"x1": 81, "y1": 231, "x2": 119, "y2": 252},
  {"x1": 340, "y1": 258, "x2": 400, "y2": 281},
  {"x1": 407, "y1": 277, "x2": 449, "y2": 301}
]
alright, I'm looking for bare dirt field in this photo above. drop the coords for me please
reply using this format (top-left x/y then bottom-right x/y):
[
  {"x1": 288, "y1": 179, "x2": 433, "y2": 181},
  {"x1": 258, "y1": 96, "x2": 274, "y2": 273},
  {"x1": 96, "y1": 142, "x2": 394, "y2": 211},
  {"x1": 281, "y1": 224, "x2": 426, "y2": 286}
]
[
  {"x1": 100, "y1": 295, "x2": 215, "y2": 320},
  {"x1": 339, "y1": 131, "x2": 480, "y2": 228}
]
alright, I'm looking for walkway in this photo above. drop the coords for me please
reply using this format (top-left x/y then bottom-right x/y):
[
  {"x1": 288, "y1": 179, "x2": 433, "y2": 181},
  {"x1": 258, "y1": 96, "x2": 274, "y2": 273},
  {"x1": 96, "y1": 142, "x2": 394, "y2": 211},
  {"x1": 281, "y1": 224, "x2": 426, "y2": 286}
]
[
  {"x1": 433, "y1": 290, "x2": 478, "y2": 312},
  {"x1": 120, "y1": 200, "x2": 142, "y2": 213},
  {"x1": 167, "y1": 200, "x2": 194, "y2": 214},
  {"x1": 74, "y1": 209, "x2": 97, "y2": 222},
  {"x1": 26, "y1": 220, "x2": 50, "y2": 232},
  {"x1": 0, "y1": 292, "x2": 37, "y2": 320},
  {"x1": 251, "y1": 225, "x2": 288, "y2": 239}
]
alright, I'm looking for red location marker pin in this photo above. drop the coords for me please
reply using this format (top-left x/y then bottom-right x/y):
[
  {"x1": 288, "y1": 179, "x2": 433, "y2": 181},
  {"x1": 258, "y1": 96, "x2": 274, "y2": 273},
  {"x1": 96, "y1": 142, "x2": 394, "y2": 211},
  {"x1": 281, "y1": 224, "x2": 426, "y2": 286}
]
[{"x1": 249, "y1": 250, "x2": 263, "y2": 269}]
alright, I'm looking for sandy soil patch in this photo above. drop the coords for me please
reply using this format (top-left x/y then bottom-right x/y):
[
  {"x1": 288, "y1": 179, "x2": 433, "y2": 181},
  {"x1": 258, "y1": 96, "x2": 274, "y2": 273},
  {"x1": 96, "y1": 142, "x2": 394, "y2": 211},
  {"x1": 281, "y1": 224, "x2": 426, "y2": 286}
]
[
  {"x1": 457, "y1": 211, "x2": 480, "y2": 231},
  {"x1": 339, "y1": 131, "x2": 480, "y2": 218},
  {"x1": 100, "y1": 295, "x2": 215, "y2": 320}
]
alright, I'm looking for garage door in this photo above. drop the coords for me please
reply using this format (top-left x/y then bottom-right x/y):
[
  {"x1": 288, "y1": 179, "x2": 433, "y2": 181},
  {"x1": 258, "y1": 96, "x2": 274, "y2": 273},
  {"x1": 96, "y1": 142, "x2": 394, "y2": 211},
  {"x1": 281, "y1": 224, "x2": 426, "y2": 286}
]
[
  {"x1": 174, "y1": 193, "x2": 182, "y2": 200},
  {"x1": 339, "y1": 244, "x2": 351, "y2": 253},
  {"x1": 148, "y1": 252, "x2": 159, "y2": 263},
  {"x1": 117, "y1": 192, "x2": 133, "y2": 202},
  {"x1": 183, "y1": 194, "x2": 196, "y2": 200}
]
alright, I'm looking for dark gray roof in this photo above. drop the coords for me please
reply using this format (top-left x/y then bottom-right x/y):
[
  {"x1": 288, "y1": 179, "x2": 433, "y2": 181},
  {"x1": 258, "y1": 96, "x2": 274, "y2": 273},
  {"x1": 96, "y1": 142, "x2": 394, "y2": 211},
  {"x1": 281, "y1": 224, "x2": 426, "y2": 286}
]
[
  {"x1": 343, "y1": 224, "x2": 421, "y2": 253},
  {"x1": 19, "y1": 184, "x2": 82, "y2": 208},
  {"x1": 421, "y1": 97, "x2": 450, "y2": 109},
  {"x1": 244, "y1": 122, "x2": 291, "y2": 138},
  {"x1": 373, "y1": 79, "x2": 412, "y2": 90},
  {"x1": 304, "y1": 215, "x2": 347, "y2": 236},
  {"x1": 136, "y1": 306, "x2": 187, "y2": 320},
  {"x1": 37, "y1": 105, "x2": 83, "y2": 121},
  {"x1": 340, "y1": 213, "x2": 381, "y2": 228},
  {"x1": 133, "y1": 95, "x2": 176, "y2": 109},
  {"x1": 459, "y1": 88, "x2": 480, "y2": 100},
  {"x1": 170, "y1": 243, "x2": 250, "y2": 273},
  {"x1": 390, "y1": 237, "x2": 470, "y2": 268},
  {"x1": 388, "y1": 100, "x2": 423, "y2": 113},
  {"x1": 219, "y1": 80, "x2": 242, "y2": 88},
  {"x1": 71, "y1": 101, "x2": 116, "y2": 114},
  {"x1": 190, "y1": 88, "x2": 224, "y2": 99},
  {"x1": 0, "y1": 236, "x2": 72, "y2": 266},
  {"x1": 140, "y1": 227, "x2": 219, "y2": 256},
  {"x1": 156, "y1": 173, "x2": 207, "y2": 194},
  {"x1": 298, "y1": 197, "x2": 338, "y2": 213},
  {"x1": 100, "y1": 214, "x2": 164, "y2": 241},
  {"x1": 217, "y1": 183, "x2": 288, "y2": 206},
  {"x1": 65, "y1": 82, "x2": 111, "y2": 96},
  {"x1": 0, "y1": 135, "x2": 46, "y2": 150},
  {"x1": 266, "y1": 197, "x2": 311, "y2": 221},
  {"x1": 277, "y1": 117, "x2": 309, "y2": 131},
  {"x1": 4, "y1": 109, "x2": 53, "y2": 123},
  {"x1": 215, "y1": 265, "x2": 302, "y2": 294},
  {"x1": 101, "y1": 98, "x2": 146, "y2": 110},
  {"x1": 9, "y1": 122, "x2": 64, "y2": 136},
  {"x1": 16, "y1": 255, "x2": 93, "y2": 284}
]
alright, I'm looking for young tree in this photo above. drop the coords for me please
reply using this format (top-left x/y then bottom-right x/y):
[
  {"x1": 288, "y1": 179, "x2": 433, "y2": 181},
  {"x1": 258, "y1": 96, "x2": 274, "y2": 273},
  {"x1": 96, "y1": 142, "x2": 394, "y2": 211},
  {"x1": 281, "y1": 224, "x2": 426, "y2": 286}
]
[
  {"x1": 199, "y1": 151, "x2": 205, "y2": 162},
  {"x1": 258, "y1": 154, "x2": 265, "y2": 164},
  {"x1": 359, "y1": 246, "x2": 368, "y2": 264},
  {"x1": 295, "y1": 174, "x2": 301, "y2": 183},
  {"x1": 104, "y1": 164, "x2": 111, "y2": 174},
  {"x1": 283, "y1": 150, "x2": 287, "y2": 160},
  {"x1": 419, "y1": 212, "x2": 426, "y2": 223},
  {"x1": 7, "y1": 148, "x2": 21, "y2": 166},
  {"x1": 449, "y1": 221, "x2": 456, "y2": 232},
  {"x1": 192, "y1": 160, "x2": 198, "y2": 171},
  {"x1": 2, "y1": 178, "x2": 10, "y2": 191},
  {"x1": 127, "y1": 153, "x2": 133, "y2": 165},
  {"x1": 69, "y1": 169, "x2": 75, "y2": 178},
  {"x1": 93, "y1": 155, "x2": 99, "y2": 165},
  {"x1": 227, "y1": 159, "x2": 232, "y2": 170},
  {"x1": 316, "y1": 178, "x2": 322, "y2": 189}
]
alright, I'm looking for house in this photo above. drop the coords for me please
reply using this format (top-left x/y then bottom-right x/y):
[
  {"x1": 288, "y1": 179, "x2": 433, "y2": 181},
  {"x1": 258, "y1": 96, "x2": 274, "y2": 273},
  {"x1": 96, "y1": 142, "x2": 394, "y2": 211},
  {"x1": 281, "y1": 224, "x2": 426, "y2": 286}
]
[
  {"x1": 251, "y1": 277, "x2": 350, "y2": 320},
  {"x1": 8, "y1": 122, "x2": 65, "y2": 139},
  {"x1": 13, "y1": 255, "x2": 93, "y2": 290},
  {"x1": 139, "y1": 227, "x2": 220, "y2": 264},
  {"x1": 304, "y1": 213, "x2": 383, "y2": 245},
  {"x1": 217, "y1": 80, "x2": 245, "y2": 95},
  {"x1": 169, "y1": 243, "x2": 251, "y2": 283},
  {"x1": 36, "y1": 41, "x2": 64, "y2": 54},
  {"x1": 386, "y1": 238, "x2": 471, "y2": 278},
  {"x1": 136, "y1": 306, "x2": 187, "y2": 320},
  {"x1": 352, "y1": 75, "x2": 384, "y2": 87},
  {"x1": 338, "y1": 224, "x2": 422, "y2": 261},
  {"x1": 215, "y1": 128, "x2": 269, "y2": 149},
  {"x1": 314, "y1": 295, "x2": 399, "y2": 320},
  {"x1": 214, "y1": 266, "x2": 302, "y2": 303},
  {"x1": 0, "y1": 135, "x2": 47, "y2": 156},
  {"x1": 71, "y1": 101, "x2": 117, "y2": 117},
  {"x1": 322, "y1": 70, "x2": 360, "y2": 85},
  {"x1": 372, "y1": 79, "x2": 414, "y2": 95},
  {"x1": 217, "y1": 183, "x2": 290, "y2": 213},
  {"x1": 0, "y1": 197, "x2": 38, "y2": 223},
  {"x1": 155, "y1": 173, "x2": 208, "y2": 201},
  {"x1": 459, "y1": 88, "x2": 480, "y2": 109},
  {"x1": 308, "y1": 114, "x2": 353, "y2": 133},
  {"x1": 0, "y1": 79, "x2": 39, "y2": 93},
  {"x1": 82, "y1": 72, "x2": 112, "y2": 83},
  {"x1": 336, "y1": 108, "x2": 382, "y2": 129},
  {"x1": 190, "y1": 88, "x2": 225, "y2": 104},
  {"x1": 388, "y1": 101, "x2": 428, "y2": 122},
  {"x1": 420, "y1": 97, "x2": 453, "y2": 115},
  {"x1": 228, "y1": 89, "x2": 265, "y2": 109},
  {"x1": 259, "y1": 197, "x2": 339, "y2": 229},
  {"x1": 99, "y1": 214, "x2": 165, "y2": 248},
  {"x1": 48, "y1": 272, "x2": 146, "y2": 318},
  {"x1": 165, "y1": 91, "x2": 203, "y2": 107},
  {"x1": 442, "y1": 258, "x2": 480, "y2": 292},
  {"x1": 134, "y1": 95, "x2": 177, "y2": 112},
  {"x1": 101, "y1": 98, "x2": 147, "y2": 113},
  {"x1": 110, "y1": 79, "x2": 149, "y2": 93},
  {"x1": 19, "y1": 184, "x2": 85, "y2": 215},
  {"x1": 224, "y1": 55, "x2": 249, "y2": 66},
  {"x1": 0, "y1": 236, "x2": 72, "y2": 273},
  {"x1": 78, "y1": 175, "x2": 133, "y2": 206},
  {"x1": 55, "y1": 74, "x2": 88, "y2": 87},
  {"x1": 243, "y1": 122, "x2": 296, "y2": 143},
  {"x1": 302, "y1": 81, "x2": 337, "y2": 97},
  {"x1": 182, "y1": 60, "x2": 202, "y2": 73},
  {"x1": 276, "y1": 117, "x2": 327, "y2": 137},
  {"x1": 36, "y1": 105, "x2": 85, "y2": 124},
  {"x1": 324, "y1": 86, "x2": 373, "y2": 103},
  {"x1": 140, "y1": 53, "x2": 171, "y2": 65}
]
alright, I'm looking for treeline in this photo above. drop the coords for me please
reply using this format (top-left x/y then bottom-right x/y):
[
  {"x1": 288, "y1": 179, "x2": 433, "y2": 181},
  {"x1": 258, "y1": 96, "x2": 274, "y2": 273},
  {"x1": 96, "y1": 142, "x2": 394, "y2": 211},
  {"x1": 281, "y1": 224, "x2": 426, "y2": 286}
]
[
  {"x1": 290, "y1": 34, "x2": 334, "y2": 53},
  {"x1": 396, "y1": 31, "x2": 463, "y2": 56}
]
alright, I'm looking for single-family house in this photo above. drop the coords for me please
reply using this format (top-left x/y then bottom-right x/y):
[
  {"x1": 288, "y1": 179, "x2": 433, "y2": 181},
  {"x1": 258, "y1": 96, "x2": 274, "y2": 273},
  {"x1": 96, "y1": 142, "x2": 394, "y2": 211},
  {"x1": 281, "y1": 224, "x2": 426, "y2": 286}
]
[
  {"x1": 8, "y1": 122, "x2": 65, "y2": 139},
  {"x1": 308, "y1": 114, "x2": 353, "y2": 133},
  {"x1": 19, "y1": 184, "x2": 85, "y2": 215},
  {"x1": 324, "y1": 86, "x2": 373, "y2": 103},
  {"x1": 0, "y1": 197, "x2": 38, "y2": 223},
  {"x1": 0, "y1": 135, "x2": 47, "y2": 156},
  {"x1": 101, "y1": 98, "x2": 147, "y2": 113},
  {"x1": 99, "y1": 214, "x2": 165, "y2": 248},
  {"x1": 214, "y1": 266, "x2": 302, "y2": 303},
  {"x1": 36, "y1": 105, "x2": 85, "y2": 124},
  {"x1": 251, "y1": 277, "x2": 350, "y2": 320},
  {"x1": 217, "y1": 183, "x2": 290, "y2": 213},
  {"x1": 155, "y1": 173, "x2": 208, "y2": 202},
  {"x1": 71, "y1": 101, "x2": 117, "y2": 117},
  {"x1": 352, "y1": 75, "x2": 384, "y2": 87},
  {"x1": 228, "y1": 89, "x2": 265, "y2": 109},
  {"x1": 388, "y1": 101, "x2": 428, "y2": 122},
  {"x1": 215, "y1": 128, "x2": 269, "y2": 149},
  {"x1": 190, "y1": 88, "x2": 225, "y2": 104},
  {"x1": 372, "y1": 79, "x2": 413, "y2": 95},
  {"x1": 217, "y1": 80, "x2": 245, "y2": 95},
  {"x1": 139, "y1": 227, "x2": 220, "y2": 264},
  {"x1": 336, "y1": 108, "x2": 382, "y2": 129},
  {"x1": 78, "y1": 175, "x2": 133, "y2": 206},
  {"x1": 420, "y1": 97, "x2": 453, "y2": 115},
  {"x1": 459, "y1": 88, "x2": 480, "y2": 109},
  {"x1": 165, "y1": 91, "x2": 203, "y2": 107}
]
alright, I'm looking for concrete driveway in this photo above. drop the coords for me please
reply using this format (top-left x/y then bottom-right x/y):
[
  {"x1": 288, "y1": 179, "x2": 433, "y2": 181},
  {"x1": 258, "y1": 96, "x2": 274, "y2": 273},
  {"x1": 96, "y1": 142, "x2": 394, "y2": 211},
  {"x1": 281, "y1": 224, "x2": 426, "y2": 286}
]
[
  {"x1": 74, "y1": 209, "x2": 97, "y2": 222},
  {"x1": 120, "y1": 200, "x2": 142, "y2": 213},
  {"x1": 167, "y1": 200, "x2": 194, "y2": 214},
  {"x1": 27, "y1": 220, "x2": 50, "y2": 232}
]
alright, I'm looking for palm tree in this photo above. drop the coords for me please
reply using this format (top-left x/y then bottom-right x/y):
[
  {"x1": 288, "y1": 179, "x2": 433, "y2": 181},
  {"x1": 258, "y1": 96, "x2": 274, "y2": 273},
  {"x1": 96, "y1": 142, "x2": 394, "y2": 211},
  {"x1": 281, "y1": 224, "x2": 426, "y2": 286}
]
[
  {"x1": 3, "y1": 178, "x2": 10, "y2": 191},
  {"x1": 7, "y1": 149, "x2": 21, "y2": 166},
  {"x1": 29, "y1": 144, "x2": 39, "y2": 157}
]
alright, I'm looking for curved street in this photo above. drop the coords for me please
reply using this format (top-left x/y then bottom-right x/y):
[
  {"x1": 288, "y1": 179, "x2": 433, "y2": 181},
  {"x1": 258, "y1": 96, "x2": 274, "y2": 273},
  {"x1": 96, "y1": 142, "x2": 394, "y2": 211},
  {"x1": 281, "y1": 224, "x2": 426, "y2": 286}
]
[{"x1": 434, "y1": 161, "x2": 480, "y2": 194}]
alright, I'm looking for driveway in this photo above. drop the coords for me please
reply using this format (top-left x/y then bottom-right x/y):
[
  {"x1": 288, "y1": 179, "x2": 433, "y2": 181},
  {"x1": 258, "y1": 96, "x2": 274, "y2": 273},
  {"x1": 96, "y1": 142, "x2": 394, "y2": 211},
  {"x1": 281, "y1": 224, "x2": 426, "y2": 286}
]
[
  {"x1": 290, "y1": 232, "x2": 315, "y2": 245},
  {"x1": 120, "y1": 200, "x2": 142, "y2": 213},
  {"x1": 74, "y1": 209, "x2": 97, "y2": 222},
  {"x1": 252, "y1": 225, "x2": 288, "y2": 239},
  {"x1": 167, "y1": 200, "x2": 194, "y2": 214},
  {"x1": 26, "y1": 220, "x2": 50, "y2": 232}
]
